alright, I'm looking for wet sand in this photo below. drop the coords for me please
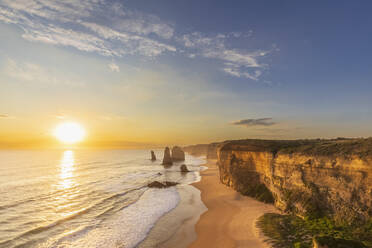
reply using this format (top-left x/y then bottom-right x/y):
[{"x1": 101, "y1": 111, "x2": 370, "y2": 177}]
[
  {"x1": 139, "y1": 161, "x2": 277, "y2": 248},
  {"x1": 138, "y1": 184, "x2": 207, "y2": 248},
  {"x1": 188, "y1": 161, "x2": 278, "y2": 248}
]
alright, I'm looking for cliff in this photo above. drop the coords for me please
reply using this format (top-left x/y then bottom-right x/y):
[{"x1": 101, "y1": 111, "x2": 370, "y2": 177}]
[
  {"x1": 183, "y1": 144, "x2": 209, "y2": 157},
  {"x1": 217, "y1": 138, "x2": 372, "y2": 224},
  {"x1": 183, "y1": 142, "x2": 221, "y2": 159}
]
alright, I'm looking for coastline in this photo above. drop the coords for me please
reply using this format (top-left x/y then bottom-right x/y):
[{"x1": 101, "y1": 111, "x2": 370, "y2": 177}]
[
  {"x1": 138, "y1": 164, "x2": 207, "y2": 248},
  {"x1": 188, "y1": 160, "x2": 278, "y2": 248},
  {"x1": 138, "y1": 159, "x2": 278, "y2": 248}
]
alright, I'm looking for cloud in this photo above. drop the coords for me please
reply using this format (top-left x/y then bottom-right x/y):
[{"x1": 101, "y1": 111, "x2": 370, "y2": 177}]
[
  {"x1": 2, "y1": 59, "x2": 85, "y2": 86},
  {"x1": 178, "y1": 32, "x2": 274, "y2": 81},
  {"x1": 0, "y1": 0, "x2": 175, "y2": 57},
  {"x1": 0, "y1": 114, "x2": 15, "y2": 119},
  {"x1": 81, "y1": 22, "x2": 176, "y2": 57},
  {"x1": 0, "y1": 1, "x2": 276, "y2": 80},
  {"x1": 223, "y1": 66, "x2": 262, "y2": 80},
  {"x1": 231, "y1": 118, "x2": 276, "y2": 127},
  {"x1": 108, "y1": 62, "x2": 120, "y2": 72}
]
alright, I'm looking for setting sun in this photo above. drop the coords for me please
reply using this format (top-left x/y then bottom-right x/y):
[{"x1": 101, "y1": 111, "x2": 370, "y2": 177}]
[{"x1": 54, "y1": 122, "x2": 86, "y2": 144}]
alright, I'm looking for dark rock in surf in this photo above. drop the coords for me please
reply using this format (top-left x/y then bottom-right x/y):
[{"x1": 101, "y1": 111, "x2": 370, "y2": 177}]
[
  {"x1": 151, "y1": 150, "x2": 156, "y2": 161},
  {"x1": 180, "y1": 164, "x2": 190, "y2": 173},
  {"x1": 147, "y1": 181, "x2": 178, "y2": 188}
]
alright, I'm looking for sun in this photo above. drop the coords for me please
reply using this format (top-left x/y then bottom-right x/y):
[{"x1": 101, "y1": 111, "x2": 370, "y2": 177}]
[{"x1": 54, "y1": 122, "x2": 86, "y2": 144}]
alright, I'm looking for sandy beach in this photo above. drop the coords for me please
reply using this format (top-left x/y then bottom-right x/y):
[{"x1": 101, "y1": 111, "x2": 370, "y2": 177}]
[
  {"x1": 188, "y1": 161, "x2": 278, "y2": 248},
  {"x1": 138, "y1": 160, "x2": 278, "y2": 248}
]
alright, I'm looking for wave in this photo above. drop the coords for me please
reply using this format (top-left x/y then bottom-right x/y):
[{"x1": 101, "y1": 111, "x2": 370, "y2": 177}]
[{"x1": 0, "y1": 186, "x2": 147, "y2": 248}]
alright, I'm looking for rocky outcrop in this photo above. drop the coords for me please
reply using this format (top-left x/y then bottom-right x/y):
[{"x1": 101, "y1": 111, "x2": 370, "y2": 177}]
[
  {"x1": 206, "y1": 142, "x2": 221, "y2": 159},
  {"x1": 151, "y1": 150, "x2": 156, "y2": 161},
  {"x1": 148, "y1": 181, "x2": 178, "y2": 188},
  {"x1": 162, "y1": 147, "x2": 173, "y2": 165},
  {"x1": 183, "y1": 144, "x2": 209, "y2": 157},
  {"x1": 180, "y1": 164, "x2": 190, "y2": 173},
  {"x1": 171, "y1": 146, "x2": 185, "y2": 161},
  {"x1": 217, "y1": 138, "x2": 372, "y2": 223},
  {"x1": 183, "y1": 142, "x2": 222, "y2": 159}
]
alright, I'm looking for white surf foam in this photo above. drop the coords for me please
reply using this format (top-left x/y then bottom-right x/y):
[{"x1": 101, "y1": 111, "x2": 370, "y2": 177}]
[{"x1": 54, "y1": 187, "x2": 180, "y2": 248}]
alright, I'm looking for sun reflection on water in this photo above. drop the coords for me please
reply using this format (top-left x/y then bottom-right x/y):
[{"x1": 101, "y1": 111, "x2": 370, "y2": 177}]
[{"x1": 59, "y1": 150, "x2": 75, "y2": 189}]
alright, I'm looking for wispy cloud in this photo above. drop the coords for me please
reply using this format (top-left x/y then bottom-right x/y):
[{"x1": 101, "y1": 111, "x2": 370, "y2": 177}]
[
  {"x1": 231, "y1": 118, "x2": 276, "y2": 127},
  {"x1": 0, "y1": 114, "x2": 15, "y2": 119},
  {"x1": 0, "y1": 0, "x2": 176, "y2": 57},
  {"x1": 81, "y1": 22, "x2": 176, "y2": 57},
  {"x1": 179, "y1": 32, "x2": 275, "y2": 81},
  {"x1": 3, "y1": 59, "x2": 85, "y2": 86},
  {"x1": 0, "y1": 1, "x2": 277, "y2": 81},
  {"x1": 223, "y1": 66, "x2": 262, "y2": 81},
  {"x1": 108, "y1": 62, "x2": 120, "y2": 72}
]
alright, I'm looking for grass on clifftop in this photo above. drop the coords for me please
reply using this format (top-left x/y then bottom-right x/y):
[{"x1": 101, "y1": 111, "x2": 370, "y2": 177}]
[
  {"x1": 257, "y1": 213, "x2": 372, "y2": 248},
  {"x1": 221, "y1": 138, "x2": 372, "y2": 160}
]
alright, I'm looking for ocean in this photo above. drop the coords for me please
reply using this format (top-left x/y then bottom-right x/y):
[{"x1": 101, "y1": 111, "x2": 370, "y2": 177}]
[{"x1": 0, "y1": 149, "x2": 205, "y2": 248}]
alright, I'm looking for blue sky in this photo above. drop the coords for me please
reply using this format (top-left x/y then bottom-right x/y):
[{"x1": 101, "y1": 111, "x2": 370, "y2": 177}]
[{"x1": 0, "y1": 0, "x2": 371, "y2": 147}]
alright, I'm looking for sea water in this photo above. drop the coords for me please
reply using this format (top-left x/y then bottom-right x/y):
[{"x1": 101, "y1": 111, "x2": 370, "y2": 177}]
[{"x1": 0, "y1": 149, "x2": 205, "y2": 248}]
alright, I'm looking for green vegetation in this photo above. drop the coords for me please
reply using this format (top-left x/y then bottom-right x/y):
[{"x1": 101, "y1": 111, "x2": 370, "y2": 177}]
[
  {"x1": 221, "y1": 137, "x2": 372, "y2": 160},
  {"x1": 257, "y1": 213, "x2": 372, "y2": 248}
]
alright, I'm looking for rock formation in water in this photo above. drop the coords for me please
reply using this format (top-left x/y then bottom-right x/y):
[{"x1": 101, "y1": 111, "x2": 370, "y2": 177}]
[
  {"x1": 148, "y1": 181, "x2": 178, "y2": 188},
  {"x1": 217, "y1": 138, "x2": 372, "y2": 224},
  {"x1": 151, "y1": 150, "x2": 156, "y2": 161},
  {"x1": 171, "y1": 146, "x2": 185, "y2": 161},
  {"x1": 162, "y1": 147, "x2": 173, "y2": 165},
  {"x1": 180, "y1": 164, "x2": 190, "y2": 173}
]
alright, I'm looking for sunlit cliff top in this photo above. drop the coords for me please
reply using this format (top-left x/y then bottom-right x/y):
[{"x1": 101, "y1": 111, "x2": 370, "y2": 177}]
[{"x1": 220, "y1": 138, "x2": 372, "y2": 159}]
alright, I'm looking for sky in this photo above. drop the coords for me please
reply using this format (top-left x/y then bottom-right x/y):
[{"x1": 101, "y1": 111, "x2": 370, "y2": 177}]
[{"x1": 0, "y1": 0, "x2": 372, "y2": 148}]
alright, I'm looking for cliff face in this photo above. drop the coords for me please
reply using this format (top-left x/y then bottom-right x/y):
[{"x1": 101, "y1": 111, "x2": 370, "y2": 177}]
[
  {"x1": 218, "y1": 139, "x2": 372, "y2": 223},
  {"x1": 183, "y1": 142, "x2": 221, "y2": 159},
  {"x1": 183, "y1": 144, "x2": 209, "y2": 157}
]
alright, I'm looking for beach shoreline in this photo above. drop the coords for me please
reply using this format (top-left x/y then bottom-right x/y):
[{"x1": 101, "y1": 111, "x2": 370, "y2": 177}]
[
  {"x1": 138, "y1": 159, "x2": 278, "y2": 248},
  {"x1": 188, "y1": 160, "x2": 278, "y2": 248}
]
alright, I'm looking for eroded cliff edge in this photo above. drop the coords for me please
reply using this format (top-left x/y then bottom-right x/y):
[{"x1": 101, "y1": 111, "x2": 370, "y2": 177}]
[
  {"x1": 183, "y1": 142, "x2": 221, "y2": 159},
  {"x1": 217, "y1": 138, "x2": 372, "y2": 223}
]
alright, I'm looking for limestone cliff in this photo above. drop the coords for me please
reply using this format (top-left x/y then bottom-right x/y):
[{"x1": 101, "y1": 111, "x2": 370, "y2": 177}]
[
  {"x1": 183, "y1": 142, "x2": 221, "y2": 159},
  {"x1": 217, "y1": 138, "x2": 372, "y2": 223},
  {"x1": 183, "y1": 144, "x2": 209, "y2": 157}
]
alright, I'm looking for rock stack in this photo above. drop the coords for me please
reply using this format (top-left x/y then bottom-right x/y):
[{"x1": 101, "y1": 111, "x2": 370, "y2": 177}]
[
  {"x1": 148, "y1": 181, "x2": 178, "y2": 188},
  {"x1": 151, "y1": 150, "x2": 156, "y2": 161},
  {"x1": 180, "y1": 164, "x2": 190, "y2": 173},
  {"x1": 171, "y1": 146, "x2": 185, "y2": 161},
  {"x1": 162, "y1": 147, "x2": 173, "y2": 165}
]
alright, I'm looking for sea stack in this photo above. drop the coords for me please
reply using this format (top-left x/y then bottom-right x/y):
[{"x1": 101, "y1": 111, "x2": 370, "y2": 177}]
[
  {"x1": 151, "y1": 150, "x2": 156, "y2": 161},
  {"x1": 180, "y1": 164, "x2": 190, "y2": 173},
  {"x1": 162, "y1": 147, "x2": 173, "y2": 165},
  {"x1": 171, "y1": 146, "x2": 185, "y2": 161}
]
